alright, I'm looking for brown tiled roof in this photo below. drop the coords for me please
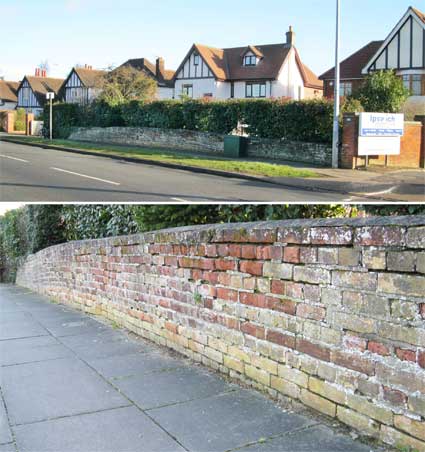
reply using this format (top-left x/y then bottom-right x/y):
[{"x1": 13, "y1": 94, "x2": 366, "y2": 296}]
[
  {"x1": 242, "y1": 45, "x2": 264, "y2": 59},
  {"x1": 74, "y1": 67, "x2": 107, "y2": 88},
  {"x1": 119, "y1": 58, "x2": 175, "y2": 87},
  {"x1": 297, "y1": 58, "x2": 324, "y2": 90},
  {"x1": 179, "y1": 42, "x2": 321, "y2": 87},
  {"x1": 0, "y1": 80, "x2": 19, "y2": 103},
  {"x1": 194, "y1": 44, "x2": 227, "y2": 80},
  {"x1": 320, "y1": 41, "x2": 384, "y2": 81},
  {"x1": 412, "y1": 7, "x2": 425, "y2": 24},
  {"x1": 223, "y1": 44, "x2": 291, "y2": 81}
]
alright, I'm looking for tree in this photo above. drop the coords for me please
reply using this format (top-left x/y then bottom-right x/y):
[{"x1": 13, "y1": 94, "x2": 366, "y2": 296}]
[
  {"x1": 351, "y1": 70, "x2": 410, "y2": 113},
  {"x1": 98, "y1": 66, "x2": 157, "y2": 106}
]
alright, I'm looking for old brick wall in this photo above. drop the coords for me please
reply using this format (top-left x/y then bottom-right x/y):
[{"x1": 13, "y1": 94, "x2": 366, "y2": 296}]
[
  {"x1": 16, "y1": 217, "x2": 425, "y2": 451},
  {"x1": 341, "y1": 114, "x2": 424, "y2": 169},
  {"x1": 68, "y1": 126, "x2": 332, "y2": 166}
]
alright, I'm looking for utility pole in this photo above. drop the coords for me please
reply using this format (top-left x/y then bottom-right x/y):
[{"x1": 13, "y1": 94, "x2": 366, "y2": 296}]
[
  {"x1": 332, "y1": 0, "x2": 341, "y2": 169},
  {"x1": 46, "y1": 92, "x2": 55, "y2": 140}
]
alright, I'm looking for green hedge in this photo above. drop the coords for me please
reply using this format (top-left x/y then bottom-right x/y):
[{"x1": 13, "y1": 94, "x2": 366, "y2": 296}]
[{"x1": 44, "y1": 98, "x2": 334, "y2": 143}]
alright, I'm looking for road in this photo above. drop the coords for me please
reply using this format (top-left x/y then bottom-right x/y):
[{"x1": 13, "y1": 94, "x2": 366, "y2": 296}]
[
  {"x1": 0, "y1": 284, "x2": 374, "y2": 452},
  {"x1": 0, "y1": 140, "x2": 368, "y2": 202}
]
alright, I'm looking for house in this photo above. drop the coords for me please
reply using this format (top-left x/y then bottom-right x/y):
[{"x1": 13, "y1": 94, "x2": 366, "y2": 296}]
[
  {"x1": 61, "y1": 65, "x2": 107, "y2": 105},
  {"x1": 118, "y1": 57, "x2": 175, "y2": 99},
  {"x1": 16, "y1": 69, "x2": 64, "y2": 115},
  {"x1": 0, "y1": 79, "x2": 19, "y2": 110},
  {"x1": 319, "y1": 41, "x2": 384, "y2": 98},
  {"x1": 173, "y1": 27, "x2": 323, "y2": 100},
  {"x1": 320, "y1": 6, "x2": 425, "y2": 98}
]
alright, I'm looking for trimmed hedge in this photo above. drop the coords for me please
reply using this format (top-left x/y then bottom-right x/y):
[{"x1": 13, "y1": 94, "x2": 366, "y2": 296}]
[{"x1": 44, "y1": 98, "x2": 334, "y2": 144}]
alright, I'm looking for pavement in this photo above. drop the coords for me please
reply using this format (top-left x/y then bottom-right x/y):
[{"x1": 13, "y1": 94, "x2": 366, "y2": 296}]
[
  {"x1": 0, "y1": 284, "x2": 385, "y2": 452},
  {"x1": 1, "y1": 137, "x2": 423, "y2": 202}
]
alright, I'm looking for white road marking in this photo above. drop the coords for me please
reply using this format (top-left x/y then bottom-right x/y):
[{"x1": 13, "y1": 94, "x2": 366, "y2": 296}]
[
  {"x1": 0, "y1": 154, "x2": 29, "y2": 163},
  {"x1": 361, "y1": 186, "x2": 398, "y2": 197},
  {"x1": 171, "y1": 197, "x2": 190, "y2": 203},
  {"x1": 50, "y1": 167, "x2": 121, "y2": 186}
]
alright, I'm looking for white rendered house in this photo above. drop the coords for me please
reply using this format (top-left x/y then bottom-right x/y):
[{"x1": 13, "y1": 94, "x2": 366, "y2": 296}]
[{"x1": 173, "y1": 27, "x2": 323, "y2": 100}]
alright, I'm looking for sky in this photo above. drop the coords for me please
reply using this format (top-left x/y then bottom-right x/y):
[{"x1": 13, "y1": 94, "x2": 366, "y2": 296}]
[{"x1": 0, "y1": 0, "x2": 419, "y2": 81}]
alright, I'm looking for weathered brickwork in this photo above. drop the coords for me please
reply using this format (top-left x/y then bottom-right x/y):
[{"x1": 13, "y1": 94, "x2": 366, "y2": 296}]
[
  {"x1": 16, "y1": 216, "x2": 425, "y2": 451},
  {"x1": 68, "y1": 127, "x2": 332, "y2": 166}
]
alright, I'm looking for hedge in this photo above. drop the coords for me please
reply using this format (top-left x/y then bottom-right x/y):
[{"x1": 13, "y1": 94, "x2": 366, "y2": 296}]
[{"x1": 44, "y1": 98, "x2": 334, "y2": 144}]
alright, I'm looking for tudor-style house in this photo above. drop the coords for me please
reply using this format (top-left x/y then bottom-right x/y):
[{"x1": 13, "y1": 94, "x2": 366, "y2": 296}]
[
  {"x1": 118, "y1": 57, "x2": 175, "y2": 99},
  {"x1": 321, "y1": 6, "x2": 425, "y2": 99},
  {"x1": 16, "y1": 69, "x2": 64, "y2": 115},
  {"x1": 173, "y1": 27, "x2": 323, "y2": 100},
  {"x1": 0, "y1": 79, "x2": 19, "y2": 110},
  {"x1": 61, "y1": 65, "x2": 106, "y2": 105}
]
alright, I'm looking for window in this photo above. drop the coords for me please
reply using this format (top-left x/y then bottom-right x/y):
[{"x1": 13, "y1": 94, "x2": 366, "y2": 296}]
[
  {"x1": 244, "y1": 55, "x2": 257, "y2": 67},
  {"x1": 246, "y1": 82, "x2": 266, "y2": 98},
  {"x1": 339, "y1": 82, "x2": 352, "y2": 97},
  {"x1": 403, "y1": 75, "x2": 410, "y2": 91},
  {"x1": 22, "y1": 88, "x2": 30, "y2": 103},
  {"x1": 182, "y1": 84, "x2": 193, "y2": 98},
  {"x1": 411, "y1": 75, "x2": 422, "y2": 96},
  {"x1": 194, "y1": 54, "x2": 200, "y2": 66},
  {"x1": 402, "y1": 74, "x2": 424, "y2": 95}
]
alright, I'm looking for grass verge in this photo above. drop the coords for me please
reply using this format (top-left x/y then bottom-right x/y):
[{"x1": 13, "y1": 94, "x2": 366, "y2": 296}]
[{"x1": 4, "y1": 136, "x2": 319, "y2": 179}]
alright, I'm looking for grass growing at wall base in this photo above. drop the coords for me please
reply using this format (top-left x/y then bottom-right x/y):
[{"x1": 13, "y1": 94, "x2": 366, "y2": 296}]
[{"x1": 6, "y1": 136, "x2": 319, "y2": 179}]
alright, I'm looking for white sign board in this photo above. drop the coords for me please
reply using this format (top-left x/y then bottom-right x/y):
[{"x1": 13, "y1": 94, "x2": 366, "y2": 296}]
[
  {"x1": 46, "y1": 92, "x2": 55, "y2": 100},
  {"x1": 358, "y1": 136, "x2": 401, "y2": 156},
  {"x1": 359, "y1": 113, "x2": 404, "y2": 137}
]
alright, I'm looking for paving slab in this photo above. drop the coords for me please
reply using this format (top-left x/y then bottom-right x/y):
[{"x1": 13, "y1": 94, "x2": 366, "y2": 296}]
[
  {"x1": 0, "y1": 285, "x2": 383, "y2": 452},
  {"x1": 237, "y1": 424, "x2": 372, "y2": 452},
  {"x1": 71, "y1": 337, "x2": 150, "y2": 360},
  {"x1": 0, "y1": 311, "x2": 32, "y2": 323},
  {"x1": 88, "y1": 351, "x2": 184, "y2": 380},
  {"x1": 115, "y1": 365, "x2": 237, "y2": 410},
  {"x1": 0, "y1": 342, "x2": 72, "y2": 367},
  {"x1": 42, "y1": 318, "x2": 109, "y2": 338},
  {"x1": 13, "y1": 406, "x2": 185, "y2": 452},
  {"x1": 0, "y1": 397, "x2": 12, "y2": 445},
  {"x1": 1, "y1": 357, "x2": 129, "y2": 425},
  {"x1": 58, "y1": 329, "x2": 126, "y2": 348},
  {"x1": 0, "y1": 320, "x2": 48, "y2": 341},
  {"x1": 149, "y1": 389, "x2": 315, "y2": 452}
]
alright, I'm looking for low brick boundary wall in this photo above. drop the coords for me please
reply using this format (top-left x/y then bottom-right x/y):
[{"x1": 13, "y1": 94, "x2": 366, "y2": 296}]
[
  {"x1": 341, "y1": 114, "x2": 425, "y2": 169},
  {"x1": 68, "y1": 127, "x2": 332, "y2": 166},
  {"x1": 16, "y1": 217, "x2": 425, "y2": 451}
]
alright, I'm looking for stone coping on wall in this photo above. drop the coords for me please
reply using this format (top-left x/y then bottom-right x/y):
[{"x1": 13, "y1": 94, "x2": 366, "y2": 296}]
[{"x1": 16, "y1": 215, "x2": 425, "y2": 451}]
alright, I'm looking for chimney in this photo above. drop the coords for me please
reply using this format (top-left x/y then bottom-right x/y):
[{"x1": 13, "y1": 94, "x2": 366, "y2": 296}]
[
  {"x1": 41, "y1": 69, "x2": 46, "y2": 77},
  {"x1": 35, "y1": 68, "x2": 40, "y2": 77},
  {"x1": 286, "y1": 26, "x2": 295, "y2": 47},
  {"x1": 156, "y1": 57, "x2": 165, "y2": 79}
]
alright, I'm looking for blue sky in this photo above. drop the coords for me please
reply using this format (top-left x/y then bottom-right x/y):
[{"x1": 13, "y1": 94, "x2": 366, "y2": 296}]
[{"x1": 0, "y1": 0, "x2": 418, "y2": 81}]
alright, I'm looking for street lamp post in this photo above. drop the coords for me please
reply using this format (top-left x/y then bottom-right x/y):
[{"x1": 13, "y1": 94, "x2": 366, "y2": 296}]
[
  {"x1": 332, "y1": 0, "x2": 341, "y2": 169},
  {"x1": 46, "y1": 92, "x2": 55, "y2": 140}
]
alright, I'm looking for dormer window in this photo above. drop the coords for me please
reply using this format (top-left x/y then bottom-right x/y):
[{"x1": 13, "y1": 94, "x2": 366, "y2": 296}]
[
  {"x1": 244, "y1": 54, "x2": 257, "y2": 67},
  {"x1": 194, "y1": 54, "x2": 200, "y2": 66}
]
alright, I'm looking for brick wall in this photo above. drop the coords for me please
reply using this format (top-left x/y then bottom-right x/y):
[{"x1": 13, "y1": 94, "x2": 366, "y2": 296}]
[
  {"x1": 341, "y1": 114, "x2": 424, "y2": 169},
  {"x1": 68, "y1": 127, "x2": 332, "y2": 166},
  {"x1": 0, "y1": 110, "x2": 15, "y2": 133},
  {"x1": 16, "y1": 217, "x2": 425, "y2": 451}
]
